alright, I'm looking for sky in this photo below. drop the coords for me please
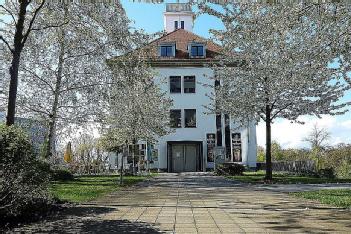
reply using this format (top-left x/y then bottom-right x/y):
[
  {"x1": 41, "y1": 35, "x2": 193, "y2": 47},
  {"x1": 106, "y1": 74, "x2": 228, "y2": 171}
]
[{"x1": 121, "y1": 0, "x2": 351, "y2": 149}]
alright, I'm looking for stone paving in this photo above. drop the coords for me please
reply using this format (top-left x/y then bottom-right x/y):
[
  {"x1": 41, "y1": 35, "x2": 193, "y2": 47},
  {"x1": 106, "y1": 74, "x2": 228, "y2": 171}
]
[{"x1": 10, "y1": 173, "x2": 351, "y2": 233}]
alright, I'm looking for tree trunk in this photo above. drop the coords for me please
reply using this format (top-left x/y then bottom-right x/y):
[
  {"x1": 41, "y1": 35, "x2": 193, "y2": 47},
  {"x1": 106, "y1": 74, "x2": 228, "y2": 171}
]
[
  {"x1": 45, "y1": 8, "x2": 67, "y2": 158},
  {"x1": 265, "y1": 105, "x2": 273, "y2": 181},
  {"x1": 132, "y1": 145, "x2": 136, "y2": 175},
  {"x1": 120, "y1": 144, "x2": 127, "y2": 186},
  {"x1": 6, "y1": 1, "x2": 29, "y2": 126},
  {"x1": 132, "y1": 138, "x2": 137, "y2": 175},
  {"x1": 119, "y1": 152, "x2": 124, "y2": 185}
]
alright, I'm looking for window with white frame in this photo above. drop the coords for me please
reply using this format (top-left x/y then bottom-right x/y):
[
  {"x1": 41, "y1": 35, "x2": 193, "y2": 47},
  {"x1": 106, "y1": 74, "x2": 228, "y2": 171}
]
[
  {"x1": 190, "y1": 44, "x2": 205, "y2": 57},
  {"x1": 184, "y1": 76, "x2": 195, "y2": 93},
  {"x1": 184, "y1": 109, "x2": 196, "y2": 128},
  {"x1": 170, "y1": 76, "x2": 181, "y2": 93},
  {"x1": 170, "y1": 109, "x2": 181, "y2": 128},
  {"x1": 160, "y1": 45, "x2": 174, "y2": 57}
]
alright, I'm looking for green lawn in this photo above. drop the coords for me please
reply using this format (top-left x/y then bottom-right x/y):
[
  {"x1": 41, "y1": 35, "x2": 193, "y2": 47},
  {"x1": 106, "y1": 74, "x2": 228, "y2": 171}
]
[
  {"x1": 291, "y1": 189, "x2": 351, "y2": 208},
  {"x1": 227, "y1": 171, "x2": 351, "y2": 184},
  {"x1": 50, "y1": 175, "x2": 150, "y2": 202}
]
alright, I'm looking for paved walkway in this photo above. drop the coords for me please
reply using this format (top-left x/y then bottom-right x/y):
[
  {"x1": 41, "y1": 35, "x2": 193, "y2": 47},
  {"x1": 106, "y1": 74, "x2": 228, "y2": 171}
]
[{"x1": 10, "y1": 173, "x2": 351, "y2": 233}]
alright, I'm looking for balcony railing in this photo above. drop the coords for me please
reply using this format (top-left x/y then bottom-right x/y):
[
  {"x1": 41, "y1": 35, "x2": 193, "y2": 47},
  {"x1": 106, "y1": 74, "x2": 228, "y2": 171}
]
[{"x1": 166, "y1": 3, "x2": 192, "y2": 12}]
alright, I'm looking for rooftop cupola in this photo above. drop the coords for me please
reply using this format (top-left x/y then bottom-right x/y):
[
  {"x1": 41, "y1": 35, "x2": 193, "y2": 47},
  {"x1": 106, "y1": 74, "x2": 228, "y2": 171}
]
[{"x1": 164, "y1": 3, "x2": 194, "y2": 33}]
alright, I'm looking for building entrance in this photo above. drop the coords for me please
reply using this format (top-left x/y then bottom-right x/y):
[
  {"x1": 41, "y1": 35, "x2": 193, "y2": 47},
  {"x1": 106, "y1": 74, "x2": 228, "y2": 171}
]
[{"x1": 167, "y1": 142, "x2": 202, "y2": 172}]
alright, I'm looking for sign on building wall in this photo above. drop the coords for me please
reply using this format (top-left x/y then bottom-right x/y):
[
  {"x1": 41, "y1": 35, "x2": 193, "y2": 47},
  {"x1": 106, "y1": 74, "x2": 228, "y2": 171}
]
[
  {"x1": 206, "y1": 133, "x2": 216, "y2": 162},
  {"x1": 152, "y1": 149, "x2": 158, "y2": 162},
  {"x1": 232, "y1": 133, "x2": 242, "y2": 162}
]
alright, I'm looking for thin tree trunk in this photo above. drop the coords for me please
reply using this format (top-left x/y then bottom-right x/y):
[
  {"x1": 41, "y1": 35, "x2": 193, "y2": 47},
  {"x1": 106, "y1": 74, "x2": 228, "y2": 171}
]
[
  {"x1": 120, "y1": 152, "x2": 124, "y2": 185},
  {"x1": 265, "y1": 105, "x2": 272, "y2": 181},
  {"x1": 132, "y1": 144, "x2": 136, "y2": 175},
  {"x1": 120, "y1": 144, "x2": 127, "y2": 185},
  {"x1": 6, "y1": 1, "x2": 29, "y2": 126},
  {"x1": 45, "y1": 7, "x2": 67, "y2": 158},
  {"x1": 132, "y1": 138, "x2": 137, "y2": 175}
]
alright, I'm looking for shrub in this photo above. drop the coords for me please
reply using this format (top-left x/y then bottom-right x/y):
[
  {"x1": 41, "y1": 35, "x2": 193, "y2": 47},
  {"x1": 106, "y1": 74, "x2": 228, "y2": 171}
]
[
  {"x1": 336, "y1": 159, "x2": 351, "y2": 178},
  {"x1": 215, "y1": 163, "x2": 245, "y2": 176},
  {"x1": 317, "y1": 167, "x2": 335, "y2": 179},
  {"x1": 51, "y1": 169, "x2": 74, "y2": 181},
  {"x1": 0, "y1": 124, "x2": 51, "y2": 221}
]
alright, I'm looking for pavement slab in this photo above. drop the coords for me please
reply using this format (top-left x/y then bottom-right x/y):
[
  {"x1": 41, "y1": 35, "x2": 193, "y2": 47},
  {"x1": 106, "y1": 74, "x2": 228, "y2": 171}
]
[{"x1": 8, "y1": 173, "x2": 351, "y2": 233}]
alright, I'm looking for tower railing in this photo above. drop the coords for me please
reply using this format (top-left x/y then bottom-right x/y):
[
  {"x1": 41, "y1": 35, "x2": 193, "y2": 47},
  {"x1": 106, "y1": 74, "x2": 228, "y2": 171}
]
[{"x1": 166, "y1": 3, "x2": 192, "y2": 12}]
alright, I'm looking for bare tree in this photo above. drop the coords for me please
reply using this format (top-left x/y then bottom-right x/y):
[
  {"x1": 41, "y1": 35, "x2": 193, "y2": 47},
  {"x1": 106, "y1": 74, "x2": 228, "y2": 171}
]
[
  {"x1": 304, "y1": 124, "x2": 330, "y2": 169},
  {"x1": 304, "y1": 124, "x2": 331, "y2": 150}
]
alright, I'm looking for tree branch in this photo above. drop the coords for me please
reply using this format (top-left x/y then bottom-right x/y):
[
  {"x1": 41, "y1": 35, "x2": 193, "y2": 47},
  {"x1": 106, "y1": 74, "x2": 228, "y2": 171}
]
[
  {"x1": 31, "y1": 21, "x2": 69, "y2": 31},
  {"x1": 270, "y1": 102, "x2": 293, "y2": 121},
  {"x1": 21, "y1": 0, "x2": 46, "y2": 46},
  {"x1": 0, "y1": 4, "x2": 17, "y2": 24},
  {"x1": 0, "y1": 35, "x2": 14, "y2": 53},
  {"x1": 24, "y1": 105, "x2": 51, "y2": 116},
  {"x1": 21, "y1": 66, "x2": 55, "y2": 93}
]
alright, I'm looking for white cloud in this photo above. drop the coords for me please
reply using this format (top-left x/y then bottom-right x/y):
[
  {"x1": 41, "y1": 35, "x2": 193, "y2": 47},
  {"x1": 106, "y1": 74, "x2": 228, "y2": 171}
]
[
  {"x1": 340, "y1": 120, "x2": 351, "y2": 129},
  {"x1": 257, "y1": 115, "x2": 351, "y2": 149}
]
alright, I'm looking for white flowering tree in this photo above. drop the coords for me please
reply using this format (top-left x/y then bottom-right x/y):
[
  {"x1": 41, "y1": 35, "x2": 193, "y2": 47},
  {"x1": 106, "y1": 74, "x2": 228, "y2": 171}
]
[
  {"x1": 0, "y1": 0, "x2": 157, "y2": 127},
  {"x1": 315, "y1": 4, "x2": 351, "y2": 86},
  {"x1": 0, "y1": 0, "x2": 52, "y2": 126},
  {"x1": 200, "y1": 2, "x2": 349, "y2": 180},
  {"x1": 10, "y1": 2, "x2": 133, "y2": 158},
  {"x1": 101, "y1": 51, "x2": 172, "y2": 175}
]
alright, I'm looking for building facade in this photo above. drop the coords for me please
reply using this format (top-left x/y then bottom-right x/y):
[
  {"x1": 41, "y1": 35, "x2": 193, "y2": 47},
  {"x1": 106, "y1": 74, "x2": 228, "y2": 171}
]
[
  {"x1": 0, "y1": 111, "x2": 48, "y2": 156},
  {"x1": 111, "y1": 3, "x2": 257, "y2": 172}
]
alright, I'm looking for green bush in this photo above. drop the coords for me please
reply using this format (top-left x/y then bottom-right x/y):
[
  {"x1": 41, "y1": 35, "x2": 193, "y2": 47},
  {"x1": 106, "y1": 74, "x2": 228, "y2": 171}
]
[
  {"x1": 317, "y1": 167, "x2": 335, "y2": 179},
  {"x1": 215, "y1": 163, "x2": 245, "y2": 176},
  {"x1": 0, "y1": 124, "x2": 51, "y2": 221},
  {"x1": 51, "y1": 169, "x2": 74, "y2": 181},
  {"x1": 336, "y1": 159, "x2": 351, "y2": 178}
]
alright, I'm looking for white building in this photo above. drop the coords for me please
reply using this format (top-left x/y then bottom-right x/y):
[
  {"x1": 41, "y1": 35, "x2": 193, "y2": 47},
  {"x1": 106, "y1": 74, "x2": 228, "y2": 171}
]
[
  {"x1": 0, "y1": 111, "x2": 48, "y2": 156},
  {"x1": 112, "y1": 3, "x2": 257, "y2": 172}
]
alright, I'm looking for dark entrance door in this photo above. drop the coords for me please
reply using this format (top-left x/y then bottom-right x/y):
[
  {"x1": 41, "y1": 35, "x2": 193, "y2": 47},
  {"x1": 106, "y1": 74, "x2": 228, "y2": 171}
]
[
  {"x1": 172, "y1": 145, "x2": 184, "y2": 172},
  {"x1": 168, "y1": 142, "x2": 202, "y2": 172},
  {"x1": 184, "y1": 144, "x2": 197, "y2": 172}
]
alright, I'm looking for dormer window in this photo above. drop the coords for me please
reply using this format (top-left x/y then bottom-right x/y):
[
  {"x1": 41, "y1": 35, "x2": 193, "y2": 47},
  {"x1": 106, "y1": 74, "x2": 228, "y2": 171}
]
[
  {"x1": 189, "y1": 43, "x2": 205, "y2": 58},
  {"x1": 191, "y1": 45, "x2": 204, "y2": 56},
  {"x1": 161, "y1": 46, "x2": 173, "y2": 57},
  {"x1": 159, "y1": 43, "x2": 175, "y2": 57}
]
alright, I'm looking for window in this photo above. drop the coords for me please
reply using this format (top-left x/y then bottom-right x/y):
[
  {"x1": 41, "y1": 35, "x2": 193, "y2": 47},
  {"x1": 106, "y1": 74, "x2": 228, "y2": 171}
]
[
  {"x1": 170, "y1": 76, "x2": 181, "y2": 93},
  {"x1": 181, "y1": 21, "x2": 184, "y2": 29},
  {"x1": 184, "y1": 76, "x2": 195, "y2": 93},
  {"x1": 170, "y1": 110, "x2": 181, "y2": 128},
  {"x1": 185, "y1": 109, "x2": 196, "y2": 128},
  {"x1": 191, "y1": 45, "x2": 204, "y2": 57},
  {"x1": 160, "y1": 46, "x2": 173, "y2": 57},
  {"x1": 174, "y1": 21, "x2": 178, "y2": 30}
]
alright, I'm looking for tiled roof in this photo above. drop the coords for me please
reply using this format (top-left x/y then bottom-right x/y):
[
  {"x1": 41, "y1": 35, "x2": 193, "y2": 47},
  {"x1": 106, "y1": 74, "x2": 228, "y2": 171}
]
[
  {"x1": 108, "y1": 29, "x2": 241, "y2": 67},
  {"x1": 144, "y1": 29, "x2": 222, "y2": 60}
]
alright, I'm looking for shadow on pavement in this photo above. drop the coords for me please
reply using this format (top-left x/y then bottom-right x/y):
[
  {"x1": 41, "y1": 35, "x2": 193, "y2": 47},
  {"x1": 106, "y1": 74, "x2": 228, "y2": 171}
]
[
  {"x1": 81, "y1": 219, "x2": 163, "y2": 234},
  {"x1": 7, "y1": 206, "x2": 163, "y2": 234}
]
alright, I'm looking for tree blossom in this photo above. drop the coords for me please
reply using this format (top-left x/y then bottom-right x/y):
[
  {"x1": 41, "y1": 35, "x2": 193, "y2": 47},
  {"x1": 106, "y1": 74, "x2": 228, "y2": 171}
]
[
  {"x1": 10, "y1": 2, "x2": 132, "y2": 158},
  {"x1": 200, "y1": 2, "x2": 350, "y2": 180}
]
